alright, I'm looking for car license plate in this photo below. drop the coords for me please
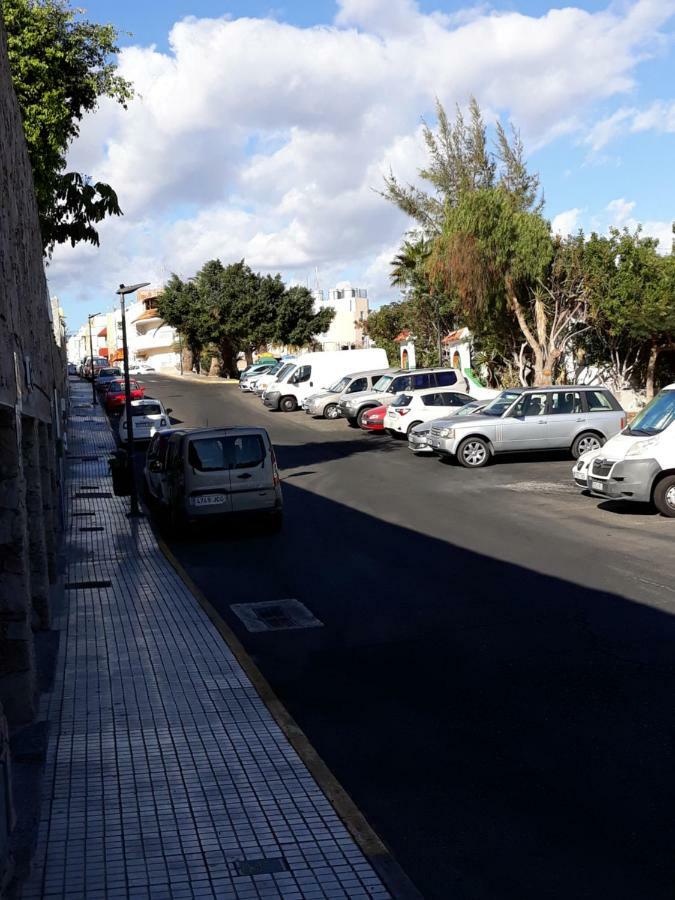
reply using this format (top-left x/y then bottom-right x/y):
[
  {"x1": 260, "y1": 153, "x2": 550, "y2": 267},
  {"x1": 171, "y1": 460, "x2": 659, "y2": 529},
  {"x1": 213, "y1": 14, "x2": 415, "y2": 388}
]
[
  {"x1": 591, "y1": 480, "x2": 604, "y2": 492},
  {"x1": 192, "y1": 494, "x2": 226, "y2": 506}
]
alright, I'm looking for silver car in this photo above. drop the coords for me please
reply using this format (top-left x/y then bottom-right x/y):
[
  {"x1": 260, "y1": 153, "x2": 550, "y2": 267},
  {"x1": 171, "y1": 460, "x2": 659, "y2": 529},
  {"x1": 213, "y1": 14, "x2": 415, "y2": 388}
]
[
  {"x1": 303, "y1": 369, "x2": 391, "y2": 419},
  {"x1": 428, "y1": 386, "x2": 625, "y2": 468},
  {"x1": 408, "y1": 400, "x2": 489, "y2": 454}
]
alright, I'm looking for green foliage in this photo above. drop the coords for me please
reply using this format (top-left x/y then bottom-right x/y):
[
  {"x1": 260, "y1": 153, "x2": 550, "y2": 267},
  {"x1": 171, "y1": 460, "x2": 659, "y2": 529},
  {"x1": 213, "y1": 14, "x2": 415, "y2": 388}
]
[
  {"x1": 362, "y1": 300, "x2": 413, "y2": 364},
  {"x1": 4, "y1": 0, "x2": 133, "y2": 252},
  {"x1": 157, "y1": 260, "x2": 335, "y2": 376}
]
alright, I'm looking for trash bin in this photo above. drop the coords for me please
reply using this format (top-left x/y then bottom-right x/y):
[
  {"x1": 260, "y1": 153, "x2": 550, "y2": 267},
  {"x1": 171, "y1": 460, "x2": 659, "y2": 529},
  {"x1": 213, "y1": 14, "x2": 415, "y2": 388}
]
[{"x1": 108, "y1": 451, "x2": 132, "y2": 496}]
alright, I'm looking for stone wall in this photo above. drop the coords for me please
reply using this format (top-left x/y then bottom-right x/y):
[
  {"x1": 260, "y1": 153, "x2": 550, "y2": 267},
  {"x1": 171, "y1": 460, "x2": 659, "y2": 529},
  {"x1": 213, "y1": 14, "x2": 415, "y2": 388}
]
[{"x1": 0, "y1": 16, "x2": 66, "y2": 892}]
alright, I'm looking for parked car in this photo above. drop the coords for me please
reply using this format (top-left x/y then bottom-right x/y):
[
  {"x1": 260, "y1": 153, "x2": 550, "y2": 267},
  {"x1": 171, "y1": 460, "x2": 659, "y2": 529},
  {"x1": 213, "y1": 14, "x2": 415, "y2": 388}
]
[
  {"x1": 254, "y1": 361, "x2": 298, "y2": 397},
  {"x1": 303, "y1": 368, "x2": 392, "y2": 419},
  {"x1": 429, "y1": 385, "x2": 625, "y2": 468},
  {"x1": 83, "y1": 356, "x2": 108, "y2": 379},
  {"x1": 124, "y1": 363, "x2": 155, "y2": 375},
  {"x1": 240, "y1": 363, "x2": 276, "y2": 391},
  {"x1": 263, "y1": 348, "x2": 389, "y2": 412},
  {"x1": 119, "y1": 399, "x2": 171, "y2": 443},
  {"x1": 144, "y1": 426, "x2": 283, "y2": 532},
  {"x1": 104, "y1": 379, "x2": 145, "y2": 413},
  {"x1": 408, "y1": 400, "x2": 489, "y2": 454},
  {"x1": 573, "y1": 383, "x2": 675, "y2": 516},
  {"x1": 339, "y1": 367, "x2": 468, "y2": 427},
  {"x1": 95, "y1": 367, "x2": 123, "y2": 394},
  {"x1": 383, "y1": 389, "x2": 474, "y2": 437},
  {"x1": 360, "y1": 406, "x2": 388, "y2": 432},
  {"x1": 67, "y1": 362, "x2": 77, "y2": 376}
]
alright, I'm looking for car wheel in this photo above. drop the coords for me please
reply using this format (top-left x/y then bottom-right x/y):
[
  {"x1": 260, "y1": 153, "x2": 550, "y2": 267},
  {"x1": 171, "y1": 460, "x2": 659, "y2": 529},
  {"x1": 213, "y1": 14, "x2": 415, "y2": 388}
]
[
  {"x1": 324, "y1": 403, "x2": 339, "y2": 420},
  {"x1": 280, "y1": 396, "x2": 297, "y2": 413},
  {"x1": 572, "y1": 431, "x2": 604, "y2": 459},
  {"x1": 457, "y1": 436, "x2": 491, "y2": 468},
  {"x1": 407, "y1": 420, "x2": 423, "y2": 435},
  {"x1": 356, "y1": 407, "x2": 373, "y2": 428},
  {"x1": 346, "y1": 417, "x2": 358, "y2": 428},
  {"x1": 654, "y1": 475, "x2": 675, "y2": 518}
]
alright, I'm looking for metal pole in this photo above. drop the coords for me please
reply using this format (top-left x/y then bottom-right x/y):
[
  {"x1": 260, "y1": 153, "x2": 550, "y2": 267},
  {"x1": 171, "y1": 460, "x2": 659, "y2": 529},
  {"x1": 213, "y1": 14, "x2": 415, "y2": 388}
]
[
  {"x1": 88, "y1": 315, "x2": 96, "y2": 404},
  {"x1": 120, "y1": 291, "x2": 140, "y2": 516}
]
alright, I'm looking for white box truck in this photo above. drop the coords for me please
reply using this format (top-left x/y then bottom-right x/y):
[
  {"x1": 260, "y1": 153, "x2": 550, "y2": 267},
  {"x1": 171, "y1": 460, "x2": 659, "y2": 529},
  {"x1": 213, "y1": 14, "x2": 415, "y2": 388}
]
[{"x1": 263, "y1": 348, "x2": 389, "y2": 412}]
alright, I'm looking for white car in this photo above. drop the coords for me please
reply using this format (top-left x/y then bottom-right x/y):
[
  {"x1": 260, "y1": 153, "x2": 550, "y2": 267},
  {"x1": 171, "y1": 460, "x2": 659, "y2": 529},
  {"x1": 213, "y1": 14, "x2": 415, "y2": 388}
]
[
  {"x1": 119, "y1": 399, "x2": 170, "y2": 443},
  {"x1": 383, "y1": 388, "x2": 474, "y2": 437}
]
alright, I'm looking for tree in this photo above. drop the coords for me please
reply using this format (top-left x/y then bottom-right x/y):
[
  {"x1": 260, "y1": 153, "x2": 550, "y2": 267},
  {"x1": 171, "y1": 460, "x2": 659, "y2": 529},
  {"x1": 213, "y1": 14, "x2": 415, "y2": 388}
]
[
  {"x1": 362, "y1": 300, "x2": 413, "y2": 365},
  {"x1": 156, "y1": 275, "x2": 210, "y2": 373},
  {"x1": 273, "y1": 286, "x2": 334, "y2": 348},
  {"x1": 4, "y1": 0, "x2": 133, "y2": 252}
]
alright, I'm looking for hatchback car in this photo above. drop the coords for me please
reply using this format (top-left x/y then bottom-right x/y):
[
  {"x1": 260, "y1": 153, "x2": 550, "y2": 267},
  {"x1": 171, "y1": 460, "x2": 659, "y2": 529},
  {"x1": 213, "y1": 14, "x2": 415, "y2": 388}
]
[
  {"x1": 104, "y1": 379, "x2": 145, "y2": 413},
  {"x1": 360, "y1": 406, "x2": 387, "y2": 432},
  {"x1": 95, "y1": 367, "x2": 123, "y2": 394},
  {"x1": 303, "y1": 368, "x2": 392, "y2": 419},
  {"x1": 383, "y1": 388, "x2": 474, "y2": 437},
  {"x1": 144, "y1": 426, "x2": 282, "y2": 533},
  {"x1": 119, "y1": 399, "x2": 171, "y2": 443},
  {"x1": 429, "y1": 386, "x2": 625, "y2": 467}
]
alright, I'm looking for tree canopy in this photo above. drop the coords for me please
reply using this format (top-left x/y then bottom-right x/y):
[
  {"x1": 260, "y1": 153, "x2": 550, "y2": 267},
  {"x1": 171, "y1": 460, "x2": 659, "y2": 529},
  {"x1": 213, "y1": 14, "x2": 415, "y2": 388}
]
[{"x1": 4, "y1": 0, "x2": 133, "y2": 252}]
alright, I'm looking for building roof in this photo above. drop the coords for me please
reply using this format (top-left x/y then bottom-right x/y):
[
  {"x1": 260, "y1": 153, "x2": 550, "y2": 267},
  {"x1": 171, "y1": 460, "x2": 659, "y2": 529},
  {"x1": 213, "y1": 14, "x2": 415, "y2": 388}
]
[
  {"x1": 97, "y1": 327, "x2": 107, "y2": 337},
  {"x1": 442, "y1": 327, "x2": 469, "y2": 345}
]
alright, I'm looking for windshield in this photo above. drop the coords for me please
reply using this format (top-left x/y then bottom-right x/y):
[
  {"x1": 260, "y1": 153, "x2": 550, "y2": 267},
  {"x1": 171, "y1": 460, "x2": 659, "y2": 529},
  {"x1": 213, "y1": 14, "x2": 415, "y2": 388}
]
[
  {"x1": 329, "y1": 376, "x2": 351, "y2": 393},
  {"x1": 456, "y1": 401, "x2": 483, "y2": 417},
  {"x1": 373, "y1": 374, "x2": 393, "y2": 392},
  {"x1": 626, "y1": 390, "x2": 675, "y2": 436},
  {"x1": 481, "y1": 390, "x2": 522, "y2": 417},
  {"x1": 274, "y1": 363, "x2": 295, "y2": 383},
  {"x1": 99, "y1": 368, "x2": 120, "y2": 377}
]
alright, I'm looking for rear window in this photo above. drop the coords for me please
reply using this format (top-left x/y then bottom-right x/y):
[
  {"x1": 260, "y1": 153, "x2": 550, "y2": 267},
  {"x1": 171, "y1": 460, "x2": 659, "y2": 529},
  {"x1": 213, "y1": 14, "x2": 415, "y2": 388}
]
[
  {"x1": 99, "y1": 368, "x2": 120, "y2": 377},
  {"x1": 392, "y1": 393, "x2": 413, "y2": 406},
  {"x1": 436, "y1": 371, "x2": 458, "y2": 387},
  {"x1": 133, "y1": 403, "x2": 162, "y2": 416},
  {"x1": 188, "y1": 434, "x2": 266, "y2": 471}
]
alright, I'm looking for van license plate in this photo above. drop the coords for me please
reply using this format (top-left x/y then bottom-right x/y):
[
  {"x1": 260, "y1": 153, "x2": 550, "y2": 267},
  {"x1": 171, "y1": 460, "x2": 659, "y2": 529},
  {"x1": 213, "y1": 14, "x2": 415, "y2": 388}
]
[
  {"x1": 591, "y1": 480, "x2": 604, "y2": 492},
  {"x1": 193, "y1": 494, "x2": 226, "y2": 506}
]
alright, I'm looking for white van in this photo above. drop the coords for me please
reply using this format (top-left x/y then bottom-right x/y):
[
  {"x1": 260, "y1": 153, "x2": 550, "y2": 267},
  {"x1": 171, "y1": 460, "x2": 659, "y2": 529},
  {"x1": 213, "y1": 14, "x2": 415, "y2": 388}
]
[
  {"x1": 253, "y1": 360, "x2": 297, "y2": 397},
  {"x1": 263, "y1": 349, "x2": 389, "y2": 412},
  {"x1": 573, "y1": 383, "x2": 675, "y2": 516}
]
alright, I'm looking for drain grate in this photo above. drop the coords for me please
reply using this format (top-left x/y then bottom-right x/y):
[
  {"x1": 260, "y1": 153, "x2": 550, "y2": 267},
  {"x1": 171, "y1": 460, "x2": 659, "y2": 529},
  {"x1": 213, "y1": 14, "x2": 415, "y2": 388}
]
[
  {"x1": 65, "y1": 580, "x2": 112, "y2": 590},
  {"x1": 79, "y1": 527, "x2": 104, "y2": 532},
  {"x1": 75, "y1": 491, "x2": 112, "y2": 498},
  {"x1": 233, "y1": 857, "x2": 289, "y2": 877},
  {"x1": 230, "y1": 599, "x2": 323, "y2": 633},
  {"x1": 79, "y1": 485, "x2": 101, "y2": 490},
  {"x1": 72, "y1": 512, "x2": 94, "y2": 518}
]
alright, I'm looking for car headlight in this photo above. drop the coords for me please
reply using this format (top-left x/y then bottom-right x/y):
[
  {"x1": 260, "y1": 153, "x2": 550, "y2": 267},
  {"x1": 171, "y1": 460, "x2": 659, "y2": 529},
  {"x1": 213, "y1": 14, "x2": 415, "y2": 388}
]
[
  {"x1": 626, "y1": 437, "x2": 660, "y2": 458},
  {"x1": 440, "y1": 427, "x2": 455, "y2": 438}
]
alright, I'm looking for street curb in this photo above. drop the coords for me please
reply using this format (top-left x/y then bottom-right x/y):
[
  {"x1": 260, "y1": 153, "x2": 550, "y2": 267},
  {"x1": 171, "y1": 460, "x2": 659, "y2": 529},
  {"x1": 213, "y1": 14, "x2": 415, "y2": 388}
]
[
  {"x1": 156, "y1": 369, "x2": 239, "y2": 384},
  {"x1": 155, "y1": 533, "x2": 423, "y2": 900}
]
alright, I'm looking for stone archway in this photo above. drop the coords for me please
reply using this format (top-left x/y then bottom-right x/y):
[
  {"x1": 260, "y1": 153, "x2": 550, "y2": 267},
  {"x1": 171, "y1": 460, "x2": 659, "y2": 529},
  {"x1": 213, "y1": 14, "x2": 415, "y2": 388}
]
[
  {"x1": 452, "y1": 350, "x2": 461, "y2": 369},
  {"x1": 401, "y1": 348, "x2": 409, "y2": 370}
]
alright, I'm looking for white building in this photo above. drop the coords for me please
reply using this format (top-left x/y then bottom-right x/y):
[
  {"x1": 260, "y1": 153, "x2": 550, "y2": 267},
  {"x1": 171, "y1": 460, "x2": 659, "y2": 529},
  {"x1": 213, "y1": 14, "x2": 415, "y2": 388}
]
[{"x1": 313, "y1": 281, "x2": 370, "y2": 351}]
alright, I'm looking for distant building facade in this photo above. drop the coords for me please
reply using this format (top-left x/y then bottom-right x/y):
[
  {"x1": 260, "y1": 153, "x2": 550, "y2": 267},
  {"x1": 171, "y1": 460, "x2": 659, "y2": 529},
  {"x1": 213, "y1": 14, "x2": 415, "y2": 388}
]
[{"x1": 313, "y1": 281, "x2": 370, "y2": 350}]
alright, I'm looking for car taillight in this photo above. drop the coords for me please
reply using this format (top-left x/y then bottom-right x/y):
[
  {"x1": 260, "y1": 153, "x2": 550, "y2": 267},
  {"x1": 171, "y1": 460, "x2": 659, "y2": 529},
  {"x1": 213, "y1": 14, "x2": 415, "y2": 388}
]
[
  {"x1": 396, "y1": 409, "x2": 410, "y2": 416},
  {"x1": 620, "y1": 416, "x2": 626, "y2": 429},
  {"x1": 271, "y1": 448, "x2": 280, "y2": 486}
]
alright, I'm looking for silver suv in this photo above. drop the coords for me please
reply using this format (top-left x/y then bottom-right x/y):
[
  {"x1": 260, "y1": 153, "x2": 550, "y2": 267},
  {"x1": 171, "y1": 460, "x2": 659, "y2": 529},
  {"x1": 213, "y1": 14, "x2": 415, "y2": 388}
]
[
  {"x1": 303, "y1": 369, "x2": 391, "y2": 419},
  {"x1": 339, "y1": 367, "x2": 468, "y2": 427},
  {"x1": 428, "y1": 386, "x2": 625, "y2": 468}
]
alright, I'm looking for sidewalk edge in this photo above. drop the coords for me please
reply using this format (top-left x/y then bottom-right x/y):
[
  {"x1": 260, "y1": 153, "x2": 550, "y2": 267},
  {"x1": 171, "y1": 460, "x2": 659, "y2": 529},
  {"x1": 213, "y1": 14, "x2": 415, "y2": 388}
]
[{"x1": 155, "y1": 533, "x2": 423, "y2": 900}]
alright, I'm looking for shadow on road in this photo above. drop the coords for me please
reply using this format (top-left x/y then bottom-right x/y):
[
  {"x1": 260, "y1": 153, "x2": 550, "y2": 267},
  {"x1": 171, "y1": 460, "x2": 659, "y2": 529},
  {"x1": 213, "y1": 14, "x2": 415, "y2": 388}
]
[{"x1": 166, "y1": 477, "x2": 675, "y2": 900}]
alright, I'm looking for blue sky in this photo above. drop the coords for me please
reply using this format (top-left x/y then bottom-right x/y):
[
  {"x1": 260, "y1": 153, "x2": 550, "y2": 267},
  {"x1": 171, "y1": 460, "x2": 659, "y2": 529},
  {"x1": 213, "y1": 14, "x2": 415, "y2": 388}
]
[{"x1": 54, "y1": 0, "x2": 675, "y2": 328}]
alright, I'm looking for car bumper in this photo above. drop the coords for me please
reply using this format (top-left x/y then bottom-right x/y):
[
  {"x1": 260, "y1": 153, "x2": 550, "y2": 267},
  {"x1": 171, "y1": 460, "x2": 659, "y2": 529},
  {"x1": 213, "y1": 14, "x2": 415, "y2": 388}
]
[
  {"x1": 586, "y1": 458, "x2": 660, "y2": 503},
  {"x1": 339, "y1": 405, "x2": 357, "y2": 419},
  {"x1": 263, "y1": 393, "x2": 281, "y2": 410},
  {"x1": 428, "y1": 435, "x2": 456, "y2": 455},
  {"x1": 361, "y1": 421, "x2": 384, "y2": 431},
  {"x1": 408, "y1": 437, "x2": 433, "y2": 453}
]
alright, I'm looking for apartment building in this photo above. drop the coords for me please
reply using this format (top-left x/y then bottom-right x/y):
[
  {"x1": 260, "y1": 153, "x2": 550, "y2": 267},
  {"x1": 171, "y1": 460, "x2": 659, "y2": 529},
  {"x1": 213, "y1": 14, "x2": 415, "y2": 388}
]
[{"x1": 313, "y1": 281, "x2": 370, "y2": 350}]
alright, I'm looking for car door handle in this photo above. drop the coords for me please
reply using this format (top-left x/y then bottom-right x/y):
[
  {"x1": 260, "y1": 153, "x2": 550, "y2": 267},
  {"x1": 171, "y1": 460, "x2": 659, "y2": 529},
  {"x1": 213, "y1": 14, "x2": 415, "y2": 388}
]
[
  {"x1": 236, "y1": 473, "x2": 252, "y2": 480},
  {"x1": 576, "y1": 417, "x2": 585, "y2": 422},
  {"x1": 537, "y1": 420, "x2": 547, "y2": 424}
]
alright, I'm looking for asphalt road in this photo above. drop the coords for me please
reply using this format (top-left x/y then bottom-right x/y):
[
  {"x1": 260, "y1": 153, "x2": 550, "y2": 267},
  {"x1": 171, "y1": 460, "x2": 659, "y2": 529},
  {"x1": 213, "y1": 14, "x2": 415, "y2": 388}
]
[{"x1": 136, "y1": 373, "x2": 675, "y2": 900}]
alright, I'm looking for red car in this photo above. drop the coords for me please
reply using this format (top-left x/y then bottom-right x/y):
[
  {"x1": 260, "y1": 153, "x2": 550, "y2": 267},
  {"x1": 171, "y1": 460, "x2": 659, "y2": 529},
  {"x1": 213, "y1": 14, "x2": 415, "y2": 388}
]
[
  {"x1": 104, "y1": 379, "x2": 145, "y2": 412},
  {"x1": 360, "y1": 405, "x2": 387, "y2": 432}
]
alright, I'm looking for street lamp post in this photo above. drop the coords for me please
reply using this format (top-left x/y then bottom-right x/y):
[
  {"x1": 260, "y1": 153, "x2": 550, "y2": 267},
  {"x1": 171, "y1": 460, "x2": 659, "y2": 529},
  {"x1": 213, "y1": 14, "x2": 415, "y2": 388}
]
[
  {"x1": 87, "y1": 312, "x2": 100, "y2": 404},
  {"x1": 117, "y1": 282, "x2": 150, "y2": 517}
]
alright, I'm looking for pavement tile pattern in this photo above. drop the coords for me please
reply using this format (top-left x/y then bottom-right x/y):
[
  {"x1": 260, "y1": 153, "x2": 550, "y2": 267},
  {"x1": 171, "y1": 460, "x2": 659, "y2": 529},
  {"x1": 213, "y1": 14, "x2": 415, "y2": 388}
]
[{"x1": 21, "y1": 381, "x2": 390, "y2": 899}]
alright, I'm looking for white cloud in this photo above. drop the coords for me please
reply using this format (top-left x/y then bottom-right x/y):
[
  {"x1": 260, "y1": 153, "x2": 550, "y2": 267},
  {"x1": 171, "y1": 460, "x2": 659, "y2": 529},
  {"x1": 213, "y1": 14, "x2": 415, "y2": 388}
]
[
  {"x1": 585, "y1": 98, "x2": 675, "y2": 151},
  {"x1": 52, "y1": 0, "x2": 675, "y2": 323},
  {"x1": 551, "y1": 208, "x2": 583, "y2": 235}
]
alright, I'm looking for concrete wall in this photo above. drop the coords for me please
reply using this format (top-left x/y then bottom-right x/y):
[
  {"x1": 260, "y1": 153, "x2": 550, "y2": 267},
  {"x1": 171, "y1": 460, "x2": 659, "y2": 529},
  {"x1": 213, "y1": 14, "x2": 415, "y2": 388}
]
[{"x1": 0, "y1": 17, "x2": 66, "y2": 890}]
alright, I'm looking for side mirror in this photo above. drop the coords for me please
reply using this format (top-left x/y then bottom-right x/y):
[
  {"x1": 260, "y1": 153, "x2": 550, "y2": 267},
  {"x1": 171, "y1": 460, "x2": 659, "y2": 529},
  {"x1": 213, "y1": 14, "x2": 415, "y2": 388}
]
[{"x1": 166, "y1": 407, "x2": 173, "y2": 414}]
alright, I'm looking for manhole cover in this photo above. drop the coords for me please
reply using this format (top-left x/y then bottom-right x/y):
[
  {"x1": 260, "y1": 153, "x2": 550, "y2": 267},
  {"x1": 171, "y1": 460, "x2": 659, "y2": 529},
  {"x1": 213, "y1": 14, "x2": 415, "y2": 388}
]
[
  {"x1": 230, "y1": 599, "x2": 323, "y2": 633},
  {"x1": 65, "y1": 580, "x2": 112, "y2": 590},
  {"x1": 233, "y1": 857, "x2": 288, "y2": 877}
]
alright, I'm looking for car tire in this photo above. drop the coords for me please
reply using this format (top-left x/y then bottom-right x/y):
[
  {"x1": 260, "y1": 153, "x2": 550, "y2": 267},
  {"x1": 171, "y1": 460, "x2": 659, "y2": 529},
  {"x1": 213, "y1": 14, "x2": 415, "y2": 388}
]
[
  {"x1": 407, "y1": 420, "x2": 423, "y2": 435},
  {"x1": 323, "y1": 403, "x2": 339, "y2": 420},
  {"x1": 280, "y1": 396, "x2": 297, "y2": 413},
  {"x1": 356, "y1": 407, "x2": 374, "y2": 428},
  {"x1": 346, "y1": 417, "x2": 358, "y2": 428},
  {"x1": 571, "y1": 431, "x2": 604, "y2": 459},
  {"x1": 456, "y1": 436, "x2": 491, "y2": 468},
  {"x1": 654, "y1": 475, "x2": 675, "y2": 518}
]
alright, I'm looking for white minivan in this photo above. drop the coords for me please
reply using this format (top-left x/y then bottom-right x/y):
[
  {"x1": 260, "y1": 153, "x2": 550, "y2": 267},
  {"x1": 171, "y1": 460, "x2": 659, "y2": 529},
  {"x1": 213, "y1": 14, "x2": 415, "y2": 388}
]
[
  {"x1": 263, "y1": 348, "x2": 389, "y2": 412},
  {"x1": 573, "y1": 383, "x2": 675, "y2": 516}
]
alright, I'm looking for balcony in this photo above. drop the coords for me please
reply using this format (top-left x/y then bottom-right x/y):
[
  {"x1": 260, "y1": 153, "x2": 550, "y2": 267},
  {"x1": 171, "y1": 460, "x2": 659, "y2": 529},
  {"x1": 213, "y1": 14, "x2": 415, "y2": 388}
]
[{"x1": 132, "y1": 324, "x2": 178, "y2": 353}]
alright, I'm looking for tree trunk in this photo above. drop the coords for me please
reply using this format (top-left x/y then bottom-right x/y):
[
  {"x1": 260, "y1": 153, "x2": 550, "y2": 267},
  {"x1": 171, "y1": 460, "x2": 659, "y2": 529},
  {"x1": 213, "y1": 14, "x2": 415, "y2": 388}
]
[
  {"x1": 645, "y1": 343, "x2": 661, "y2": 401},
  {"x1": 244, "y1": 348, "x2": 254, "y2": 366},
  {"x1": 181, "y1": 346, "x2": 194, "y2": 374},
  {"x1": 209, "y1": 356, "x2": 222, "y2": 378},
  {"x1": 219, "y1": 340, "x2": 237, "y2": 378}
]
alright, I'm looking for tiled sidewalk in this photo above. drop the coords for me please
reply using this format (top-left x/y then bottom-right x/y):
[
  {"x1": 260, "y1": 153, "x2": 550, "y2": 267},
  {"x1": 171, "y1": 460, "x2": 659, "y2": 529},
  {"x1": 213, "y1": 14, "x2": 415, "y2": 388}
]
[{"x1": 21, "y1": 380, "x2": 392, "y2": 899}]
